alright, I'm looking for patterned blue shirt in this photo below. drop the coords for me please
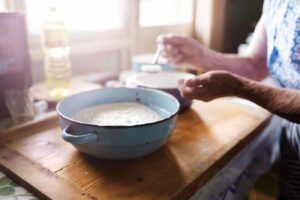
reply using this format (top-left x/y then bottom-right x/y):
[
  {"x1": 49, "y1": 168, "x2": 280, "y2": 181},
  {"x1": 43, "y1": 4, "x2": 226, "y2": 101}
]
[{"x1": 267, "y1": 0, "x2": 300, "y2": 89}]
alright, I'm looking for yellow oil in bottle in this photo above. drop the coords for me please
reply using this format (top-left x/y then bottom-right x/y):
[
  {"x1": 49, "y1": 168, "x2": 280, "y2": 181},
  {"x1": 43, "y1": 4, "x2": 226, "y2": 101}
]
[
  {"x1": 44, "y1": 47, "x2": 71, "y2": 100},
  {"x1": 42, "y1": 6, "x2": 72, "y2": 101}
]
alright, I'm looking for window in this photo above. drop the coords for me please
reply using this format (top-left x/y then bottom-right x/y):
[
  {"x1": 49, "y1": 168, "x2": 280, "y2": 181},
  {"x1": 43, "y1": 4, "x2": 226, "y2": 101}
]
[
  {"x1": 0, "y1": 1, "x2": 6, "y2": 11},
  {"x1": 25, "y1": 0, "x2": 126, "y2": 34},
  {"x1": 1, "y1": 0, "x2": 195, "y2": 74},
  {"x1": 139, "y1": 0, "x2": 193, "y2": 27}
]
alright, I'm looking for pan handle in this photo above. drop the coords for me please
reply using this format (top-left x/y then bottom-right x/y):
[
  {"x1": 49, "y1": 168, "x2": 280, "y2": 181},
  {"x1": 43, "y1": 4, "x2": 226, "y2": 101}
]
[{"x1": 61, "y1": 125, "x2": 98, "y2": 144}]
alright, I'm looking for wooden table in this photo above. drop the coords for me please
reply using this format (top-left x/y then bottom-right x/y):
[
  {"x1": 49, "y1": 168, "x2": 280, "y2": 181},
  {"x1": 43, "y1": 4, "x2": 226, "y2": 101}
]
[{"x1": 0, "y1": 98, "x2": 271, "y2": 200}]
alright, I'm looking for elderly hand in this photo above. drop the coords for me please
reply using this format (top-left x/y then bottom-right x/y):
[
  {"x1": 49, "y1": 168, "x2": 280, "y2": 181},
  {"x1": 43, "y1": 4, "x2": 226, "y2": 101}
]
[
  {"x1": 157, "y1": 34, "x2": 207, "y2": 68},
  {"x1": 178, "y1": 71, "x2": 243, "y2": 101}
]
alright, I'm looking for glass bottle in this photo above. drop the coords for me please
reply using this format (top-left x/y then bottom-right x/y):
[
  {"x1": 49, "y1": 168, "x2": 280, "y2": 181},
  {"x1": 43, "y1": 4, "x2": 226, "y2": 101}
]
[{"x1": 42, "y1": 6, "x2": 71, "y2": 101}]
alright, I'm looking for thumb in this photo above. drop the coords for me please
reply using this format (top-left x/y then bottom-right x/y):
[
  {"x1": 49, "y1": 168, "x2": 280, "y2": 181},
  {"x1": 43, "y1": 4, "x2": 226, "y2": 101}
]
[{"x1": 185, "y1": 77, "x2": 204, "y2": 88}]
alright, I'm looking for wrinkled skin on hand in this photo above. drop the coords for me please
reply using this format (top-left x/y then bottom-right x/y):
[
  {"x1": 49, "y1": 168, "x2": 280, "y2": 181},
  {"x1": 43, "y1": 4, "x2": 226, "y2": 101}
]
[
  {"x1": 178, "y1": 71, "x2": 243, "y2": 101},
  {"x1": 157, "y1": 34, "x2": 206, "y2": 67}
]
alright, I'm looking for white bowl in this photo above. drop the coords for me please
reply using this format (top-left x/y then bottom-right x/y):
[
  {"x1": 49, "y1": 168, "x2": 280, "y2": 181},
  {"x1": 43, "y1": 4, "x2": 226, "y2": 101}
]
[{"x1": 131, "y1": 71, "x2": 195, "y2": 111}]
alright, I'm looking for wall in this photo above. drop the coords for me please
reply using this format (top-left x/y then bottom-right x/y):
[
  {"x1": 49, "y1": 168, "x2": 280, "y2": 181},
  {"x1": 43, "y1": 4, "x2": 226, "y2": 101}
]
[
  {"x1": 194, "y1": 0, "x2": 264, "y2": 53},
  {"x1": 223, "y1": 0, "x2": 264, "y2": 53}
]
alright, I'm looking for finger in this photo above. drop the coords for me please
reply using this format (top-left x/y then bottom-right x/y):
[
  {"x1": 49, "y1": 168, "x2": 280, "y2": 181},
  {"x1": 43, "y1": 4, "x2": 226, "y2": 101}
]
[
  {"x1": 179, "y1": 83, "x2": 211, "y2": 100},
  {"x1": 156, "y1": 34, "x2": 165, "y2": 44},
  {"x1": 161, "y1": 46, "x2": 180, "y2": 60},
  {"x1": 177, "y1": 79, "x2": 185, "y2": 92},
  {"x1": 161, "y1": 50, "x2": 182, "y2": 64},
  {"x1": 177, "y1": 79, "x2": 185, "y2": 91},
  {"x1": 190, "y1": 87, "x2": 217, "y2": 102},
  {"x1": 177, "y1": 79, "x2": 185, "y2": 86},
  {"x1": 160, "y1": 34, "x2": 186, "y2": 46},
  {"x1": 185, "y1": 77, "x2": 204, "y2": 88},
  {"x1": 168, "y1": 54, "x2": 183, "y2": 65},
  {"x1": 157, "y1": 34, "x2": 175, "y2": 45},
  {"x1": 161, "y1": 50, "x2": 181, "y2": 59},
  {"x1": 180, "y1": 75, "x2": 218, "y2": 101},
  {"x1": 165, "y1": 45, "x2": 178, "y2": 54},
  {"x1": 177, "y1": 79, "x2": 189, "y2": 95},
  {"x1": 180, "y1": 86, "x2": 195, "y2": 99}
]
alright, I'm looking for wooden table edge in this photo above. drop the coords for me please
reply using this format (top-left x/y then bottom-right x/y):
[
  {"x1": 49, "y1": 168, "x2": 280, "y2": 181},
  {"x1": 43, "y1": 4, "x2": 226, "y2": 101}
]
[{"x1": 0, "y1": 145, "x2": 96, "y2": 200}]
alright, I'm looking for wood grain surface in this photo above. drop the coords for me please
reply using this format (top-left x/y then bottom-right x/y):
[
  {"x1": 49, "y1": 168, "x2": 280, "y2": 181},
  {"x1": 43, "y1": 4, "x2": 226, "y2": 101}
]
[
  {"x1": 31, "y1": 80, "x2": 101, "y2": 103},
  {"x1": 0, "y1": 98, "x2": 271, "y2": 200}
]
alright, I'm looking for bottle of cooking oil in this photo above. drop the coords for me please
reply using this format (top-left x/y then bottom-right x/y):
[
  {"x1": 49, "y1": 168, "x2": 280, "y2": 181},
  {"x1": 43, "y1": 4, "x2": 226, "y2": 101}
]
[{"x1": 42, "y1": 6, "x2": 71, "y2": 101}]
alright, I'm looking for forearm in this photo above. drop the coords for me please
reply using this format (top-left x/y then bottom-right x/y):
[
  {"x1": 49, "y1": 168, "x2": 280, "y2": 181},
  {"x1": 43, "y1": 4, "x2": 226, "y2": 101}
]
[
  {"x1": 238, "y1": 77, "x2": 300, "y2": 123},
  {"x1": 203, "y1": 49, "x2": 269, "y2": 81},
  {"x1": 201, "y1": 14, "x2": 268, "y2": 81}
]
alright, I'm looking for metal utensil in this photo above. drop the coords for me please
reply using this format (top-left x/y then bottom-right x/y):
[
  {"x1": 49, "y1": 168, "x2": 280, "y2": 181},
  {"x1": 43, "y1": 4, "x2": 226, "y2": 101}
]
[
  {"x1": 141, "y1": 45, "x2": 164, "y2": 73},
  {"x1": 151, "y1": 44, "x2": 164, "y2": 65}
]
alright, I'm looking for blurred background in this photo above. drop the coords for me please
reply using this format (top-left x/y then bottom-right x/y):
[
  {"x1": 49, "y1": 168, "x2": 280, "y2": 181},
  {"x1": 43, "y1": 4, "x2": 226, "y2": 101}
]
[{"x1": 0, "y1": 0, "x2": 264, "y2": 83}]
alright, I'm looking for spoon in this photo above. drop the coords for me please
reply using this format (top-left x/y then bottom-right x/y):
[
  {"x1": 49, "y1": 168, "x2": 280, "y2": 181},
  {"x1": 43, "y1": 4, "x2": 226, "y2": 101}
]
[{"x1": 141, "y1": 45, "x2": 164, "y2": 73}]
